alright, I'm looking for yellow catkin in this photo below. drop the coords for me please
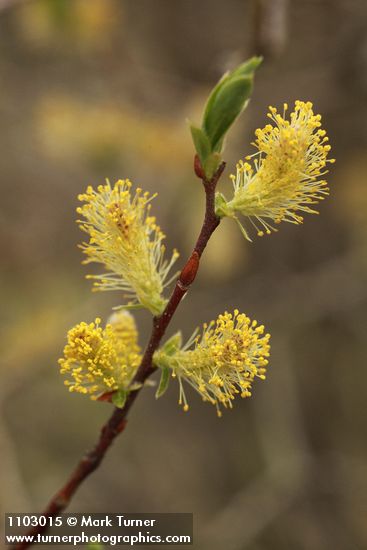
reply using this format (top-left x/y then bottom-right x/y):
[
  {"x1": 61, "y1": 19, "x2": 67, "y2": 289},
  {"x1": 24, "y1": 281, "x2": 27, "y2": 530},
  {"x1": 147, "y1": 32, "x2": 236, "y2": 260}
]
[
  {"x1": 59, "y1": 311, "x2": 141, "y2": 399},
  {"x1": 220, "y1": 101, "x2": 335, "y2": 238},
  {"x1": 77, "y1": 179, "x2": 179, "y2": 315},
  {"x1": 154, "y1": 310, "x2": 270, "y2": 416}
]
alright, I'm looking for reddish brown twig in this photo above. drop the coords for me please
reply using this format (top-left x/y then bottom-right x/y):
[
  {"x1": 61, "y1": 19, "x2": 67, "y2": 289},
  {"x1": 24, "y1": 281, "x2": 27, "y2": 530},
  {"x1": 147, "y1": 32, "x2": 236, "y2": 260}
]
[{"x1": 12, "y1": 161, "x2": 225, "y2": 550}]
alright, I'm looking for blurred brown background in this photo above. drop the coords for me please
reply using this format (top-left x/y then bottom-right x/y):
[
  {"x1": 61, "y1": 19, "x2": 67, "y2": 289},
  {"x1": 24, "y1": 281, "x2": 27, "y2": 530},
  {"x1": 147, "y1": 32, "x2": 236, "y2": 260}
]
[{"x1": 1, "y1": 1, "x2": 367, "y2": 549}]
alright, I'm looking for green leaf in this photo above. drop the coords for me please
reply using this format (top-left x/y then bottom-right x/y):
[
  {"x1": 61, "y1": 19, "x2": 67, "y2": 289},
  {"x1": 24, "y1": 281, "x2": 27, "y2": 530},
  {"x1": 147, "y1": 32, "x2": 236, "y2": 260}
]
[
  {"x1": 161, "y1": 332, "x2": 182, "y2": 356},
  {"x1": 203, "y1": 76, "x2": 253, "y2": 151},
  {"x1": 214, "y1": 192, "x2": 229, "y2": 218},
  {"x1": 152, "y1": 332, "x2": 181, "y2": 379},
  {"x1": 202, "y1": 57, "x2": 261, "y2": 126},
  {"x1": 190, "y1": 124, "x2": 211, "y2": 166},
  {"x1": 155, "y1": 366, "x2": 170, "y2": 399},
  {"x1": 203, "y1": 152, "x2": 221, "y2": 180},
  {"x1": 202, "y1": 72, "x2": 231, "y2": 132},
  {"x1": 112, "y1": 389, "x2": 128, "y2": 408},
  {"x1": 213, "y1": 136, "x2": 225, "y2": 153},
  {"x1": 200, "y1": 57, "x2": 262, "y2": 154},
  {"x1": 230, "y1": 56, "x2": 263, "y2": 79}
]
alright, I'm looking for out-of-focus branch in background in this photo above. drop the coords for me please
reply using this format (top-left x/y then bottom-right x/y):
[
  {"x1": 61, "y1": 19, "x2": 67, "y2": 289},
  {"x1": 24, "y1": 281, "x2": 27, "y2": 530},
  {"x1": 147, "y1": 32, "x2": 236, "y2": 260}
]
[
  {"x1": 0, "y1": 0, "x2": 26, "y2": 12},
  {"x1": 253, "y1": 0, "x2": 289, "y2": 57}
]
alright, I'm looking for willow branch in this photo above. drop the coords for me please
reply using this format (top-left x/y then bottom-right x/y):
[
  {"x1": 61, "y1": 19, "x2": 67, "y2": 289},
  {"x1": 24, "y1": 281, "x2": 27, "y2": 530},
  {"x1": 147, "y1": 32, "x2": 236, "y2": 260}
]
[{"x1": 13, "y1": 160, "x2": 226, "y2": 550}]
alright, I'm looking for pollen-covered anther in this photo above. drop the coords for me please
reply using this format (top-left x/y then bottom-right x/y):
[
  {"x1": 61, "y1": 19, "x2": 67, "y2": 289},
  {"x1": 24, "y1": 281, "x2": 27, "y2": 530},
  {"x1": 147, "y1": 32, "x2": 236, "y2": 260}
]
[
  {"x1": 58, "y1": 311, "x2": 142, "y2": 400},
  {"x1": 154, "y1": 310, "x2": 270, "y2": 416},
  {"x1": 77, "y1": 179, "x2": 179, "y2": 315},
  {"x1": 218, "y1": 100, "x2": 335, "y2": 238}
]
